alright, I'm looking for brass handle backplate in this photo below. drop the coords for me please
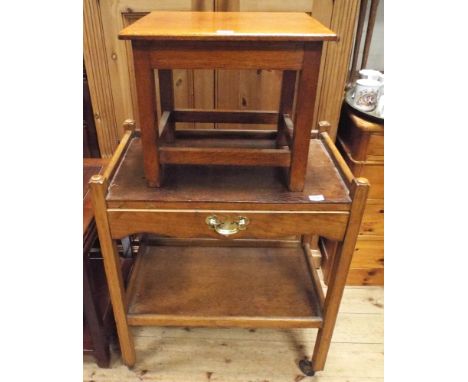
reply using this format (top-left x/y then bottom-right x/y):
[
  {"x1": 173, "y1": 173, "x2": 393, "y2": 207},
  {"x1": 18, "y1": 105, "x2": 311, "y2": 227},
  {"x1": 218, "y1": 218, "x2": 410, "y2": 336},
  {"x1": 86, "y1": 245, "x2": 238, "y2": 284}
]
[{"x1": 205, "y1": 215, "x2": 250, "y2": 237}]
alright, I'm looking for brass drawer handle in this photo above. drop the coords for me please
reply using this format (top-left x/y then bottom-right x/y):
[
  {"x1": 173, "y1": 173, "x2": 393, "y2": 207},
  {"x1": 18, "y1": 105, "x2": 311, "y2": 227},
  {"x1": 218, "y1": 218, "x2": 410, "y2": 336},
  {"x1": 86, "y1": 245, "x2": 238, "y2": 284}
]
[{"x1": 205, "y1": 215, "x2": 250, "y2": 237}]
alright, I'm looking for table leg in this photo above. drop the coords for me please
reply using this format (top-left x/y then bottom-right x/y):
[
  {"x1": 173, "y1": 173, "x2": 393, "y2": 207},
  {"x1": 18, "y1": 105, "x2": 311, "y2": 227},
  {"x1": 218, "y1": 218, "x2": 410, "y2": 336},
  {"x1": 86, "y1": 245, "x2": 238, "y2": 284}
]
[
  {"x1": 276, "y1": 70, "x2": 296, "y2": 147},
  {"x1": 301, "y1": 178, "x2": 369, "y2": 375},
  {"x1": 289, "y1": 43, "x2": 322, "y2": 191},
  {"x1": 158, "y1": 69, "x2": 176, "y2": 143},
  {"x1": 133, "y1": 43, "x2": 161, "y2": 187},
  {"x1": 90, "y1": 175, "x2": 136, "y2": 367}
]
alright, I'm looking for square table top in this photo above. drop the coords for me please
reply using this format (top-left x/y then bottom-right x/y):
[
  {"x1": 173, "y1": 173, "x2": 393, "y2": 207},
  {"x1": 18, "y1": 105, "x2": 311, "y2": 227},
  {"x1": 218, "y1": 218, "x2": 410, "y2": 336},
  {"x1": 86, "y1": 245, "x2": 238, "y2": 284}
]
[{"x1": 119, "y1": 11, "x2": 337, "y2": 42}]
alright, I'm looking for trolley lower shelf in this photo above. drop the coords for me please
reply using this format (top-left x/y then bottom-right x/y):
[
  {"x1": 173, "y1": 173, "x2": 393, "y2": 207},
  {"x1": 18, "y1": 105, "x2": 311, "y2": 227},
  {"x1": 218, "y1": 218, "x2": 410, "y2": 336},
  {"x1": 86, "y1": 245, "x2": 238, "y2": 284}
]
[{"x1": 126, "y1": 243, "x2": 323, "y2": 329}]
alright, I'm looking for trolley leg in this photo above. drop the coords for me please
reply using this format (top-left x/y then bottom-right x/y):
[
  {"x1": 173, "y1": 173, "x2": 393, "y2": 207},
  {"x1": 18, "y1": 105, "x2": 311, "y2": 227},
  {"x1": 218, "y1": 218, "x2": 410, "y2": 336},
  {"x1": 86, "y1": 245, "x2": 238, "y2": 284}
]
[
  {"x1": 300, "y1": 178, "x2": 369, "y2": 374},
  {"x1": 90, "y1": 175, "x2": 136, "y2": 367}
]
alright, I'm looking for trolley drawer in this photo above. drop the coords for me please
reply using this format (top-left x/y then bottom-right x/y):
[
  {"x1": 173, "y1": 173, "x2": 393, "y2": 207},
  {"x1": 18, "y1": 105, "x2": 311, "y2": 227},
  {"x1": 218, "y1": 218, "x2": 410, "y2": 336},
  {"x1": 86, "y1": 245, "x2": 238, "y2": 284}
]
[{"x1": 107, "y1": 209, "x2": 349, "y2": 241}]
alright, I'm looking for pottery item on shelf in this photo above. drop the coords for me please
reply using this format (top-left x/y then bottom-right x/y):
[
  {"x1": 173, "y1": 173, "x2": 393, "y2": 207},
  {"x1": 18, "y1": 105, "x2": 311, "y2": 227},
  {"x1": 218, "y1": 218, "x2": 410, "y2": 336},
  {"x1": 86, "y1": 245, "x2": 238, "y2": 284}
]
[
  {"x1": 359, "y1": 69, "x2": 384, "y2": 82},
  {"x1": 353, "y1": 79, "x2": 382, "y2": 112}
]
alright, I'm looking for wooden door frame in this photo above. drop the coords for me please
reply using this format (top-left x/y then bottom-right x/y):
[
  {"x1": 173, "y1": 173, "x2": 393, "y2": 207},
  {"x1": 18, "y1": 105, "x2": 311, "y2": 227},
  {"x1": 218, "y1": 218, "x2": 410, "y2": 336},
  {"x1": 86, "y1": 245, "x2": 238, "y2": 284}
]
[{"x1": 84, "y1": 0, "x2": 360, "y2": 156}]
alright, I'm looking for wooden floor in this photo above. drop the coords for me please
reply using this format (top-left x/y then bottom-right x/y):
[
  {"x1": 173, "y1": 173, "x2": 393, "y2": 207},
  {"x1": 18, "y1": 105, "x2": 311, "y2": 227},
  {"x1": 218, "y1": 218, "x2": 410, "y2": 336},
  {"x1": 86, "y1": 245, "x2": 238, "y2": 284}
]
[{"x1": 84, "y1": 276, "x2": 383, "y2": 382}]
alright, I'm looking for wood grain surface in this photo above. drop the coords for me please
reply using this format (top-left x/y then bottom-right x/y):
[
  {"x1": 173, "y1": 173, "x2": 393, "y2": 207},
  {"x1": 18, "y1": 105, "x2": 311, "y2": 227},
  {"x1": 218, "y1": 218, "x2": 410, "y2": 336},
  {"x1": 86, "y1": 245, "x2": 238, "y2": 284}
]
[
  {"x1": 106, "y1": 137, "x2": 351, "y2": 209},
  {"x1": 322, "y1": 103, "x2": 384, "y2": 286},
  {"x1": 84, "y1": 283, "x2": 383, "y2": 381},
  {"x1": 107, "y1": 210, "x2": 348, "y2": 241},
  {"x1": 142, "y1": 40, "x2": 307, "y2": 70},
  {"x1": 126, "y1": 244, "x2": 322, "y2": 328},
  {"x1": 119, "y1": 11, "x2": 337, "y2": 41},
  {"x1": 288, "y1": 43, "x2": 322, "y2": 191},
  {"x1": 89, "y1": 175, "x2": 136, "y2": 367}
]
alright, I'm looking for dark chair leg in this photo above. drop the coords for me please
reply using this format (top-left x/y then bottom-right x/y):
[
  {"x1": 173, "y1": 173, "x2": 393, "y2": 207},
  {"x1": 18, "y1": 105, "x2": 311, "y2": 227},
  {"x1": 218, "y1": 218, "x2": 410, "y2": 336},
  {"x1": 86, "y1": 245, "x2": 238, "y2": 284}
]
[{"x1": 84, "y1": 253, "x2": 111, "y2": 368}]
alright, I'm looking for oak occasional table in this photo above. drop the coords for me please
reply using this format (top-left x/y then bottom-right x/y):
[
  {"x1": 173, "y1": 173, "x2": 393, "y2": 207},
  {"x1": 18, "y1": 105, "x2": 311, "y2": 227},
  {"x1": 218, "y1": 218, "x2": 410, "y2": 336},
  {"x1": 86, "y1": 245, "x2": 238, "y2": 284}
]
[
  {"x1": 118, "y1": 11, "x2": 337, "y2": 191},
  {"x1": 89, "y1": 126, "x2": 369, "y2": 376}
]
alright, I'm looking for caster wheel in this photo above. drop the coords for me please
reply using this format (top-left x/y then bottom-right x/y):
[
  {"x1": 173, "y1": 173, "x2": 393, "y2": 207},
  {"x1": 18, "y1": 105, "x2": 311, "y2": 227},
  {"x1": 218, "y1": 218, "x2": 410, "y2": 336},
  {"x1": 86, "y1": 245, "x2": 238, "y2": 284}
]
[{"x1": 299, "y1": 359, "x2": 315, "y2": 376}]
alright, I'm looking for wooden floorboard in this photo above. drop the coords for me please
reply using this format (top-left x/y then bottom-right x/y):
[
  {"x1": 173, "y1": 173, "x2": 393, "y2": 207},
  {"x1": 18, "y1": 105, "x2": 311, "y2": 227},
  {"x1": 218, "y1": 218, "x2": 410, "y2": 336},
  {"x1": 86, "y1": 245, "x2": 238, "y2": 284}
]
[{"x1": 84, "y1": 276, "x2": 383, "y2": 381}]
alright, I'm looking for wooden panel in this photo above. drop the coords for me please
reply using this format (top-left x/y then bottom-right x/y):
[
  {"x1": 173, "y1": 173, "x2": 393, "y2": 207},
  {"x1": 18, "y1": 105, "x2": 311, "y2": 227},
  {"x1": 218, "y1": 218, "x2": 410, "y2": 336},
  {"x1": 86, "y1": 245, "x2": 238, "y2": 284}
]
[
  {"x1": 83, "y1": 0, "x2": 121, "y2": 157},
  {"x1": 214, "y1": 1, "x2": 317, "y2": 131},
  {"x1": 346, "y1": 268, "x2": 384, "y2": 286},
  {"x1": 367, "y1": 134, "x2": 384, "y2": 159},
  {"x1": 311, "y1": 0, "x2": 334, "y2": 133},
  {"x1": 360, "y1": 165, "x2": 384, "y2": 199},
  {"x1": 216, "y1": 0, "x2": 314, "y2": 14},
  {"x1": 338, "y1": 104, "x2": 384, "y2": 161},
  {"x1": 239, "y1": 70, "x2": 283, "y2": 130},
  {"x1": 215, "y1": 0, "x2": 310, "y2": 129},
  {"x1": 145, "y1": 42, "x2": 305, "y2": 70},
  {"x1": 215, "y1": 69, "x2": 241, "y2": 129},
  {"x1": 126, "y1": 245, "x2": 323, "y2": 328},
  {"x1": 92, "y1": 0, "x2": 214, "y2": 155},
  {"x1": 339, "y1": 142, "x2": 384, "y2": 199},
  {"x1": 193, "y1": 69, "x2": 215, "y2": 129},
  {"x1": 337, "y1": 109, "x2": 369, "y2": 161},
  {"x1": 171, "y1": 68, "x2": 194, "y2": 130},
  {"x1": 119, "y1": 12, "x2": 337, "y2": 41},
  {"x1": 236, "y1": 0, "x2": 313, "y2": 12},
  {"x1": 83, "y1": 65, "x2": 102, "y2": 158},
  {"x1": 108, "y1": 210, "x2": 349, "y2": 241},
  {"x1": 336, "y1": 162, "x2": 383, "y2": 199},
  {"x1": 315, "y1": 0, "x2": 361, "y2": 139},
  {"x1": 359, "y1": 201, "x2": 384, "y2": 237},
  {"x1": 351, "y1": 239, "x2": 384, "y2": 268},
  {"x1": 215, "y1": 69, "x2": 283, "y2": 130},
  {"x1": 321, "y1": 235, "x2": 384, "y2": 286}
]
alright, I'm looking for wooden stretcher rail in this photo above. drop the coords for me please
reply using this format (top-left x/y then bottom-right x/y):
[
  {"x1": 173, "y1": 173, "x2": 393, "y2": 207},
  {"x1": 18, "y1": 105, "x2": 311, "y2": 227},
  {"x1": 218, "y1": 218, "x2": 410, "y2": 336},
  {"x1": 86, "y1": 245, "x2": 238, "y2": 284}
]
[
  {"x1": 126, "y1": 314, "x2": 323, "y2": 329},
  {"x1": 172, "y1": 109, "x2": 279, "y2": 124},
  {"x1": 159, "y1": 147, "x2": 291, "y2": 166},
  {"x1": 102, "y1": 122, "x2": 135, "y2": 182},
  {"x1": 320, "y1": 132, "x2": 355, "y2": 188},
  {"x1": 174, "y1": 129, "x2": 278, "y2": 140}
]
